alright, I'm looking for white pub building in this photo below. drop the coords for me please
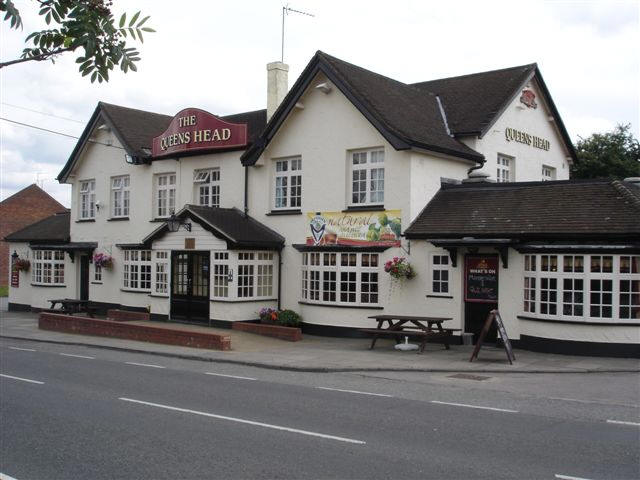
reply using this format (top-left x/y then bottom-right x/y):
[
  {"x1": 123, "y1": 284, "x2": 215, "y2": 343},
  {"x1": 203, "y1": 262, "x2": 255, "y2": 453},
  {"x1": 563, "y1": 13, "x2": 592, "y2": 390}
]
[{"x1": 7, "y1": 51, "x2": 639, "y2": 357}]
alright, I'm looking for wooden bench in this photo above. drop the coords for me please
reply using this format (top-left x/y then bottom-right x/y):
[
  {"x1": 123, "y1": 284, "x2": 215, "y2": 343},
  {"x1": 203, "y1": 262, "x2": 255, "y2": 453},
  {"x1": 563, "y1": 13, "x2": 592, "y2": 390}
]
[{"x1": 359, "y1": 327, "x2": 461, "y2": 353}]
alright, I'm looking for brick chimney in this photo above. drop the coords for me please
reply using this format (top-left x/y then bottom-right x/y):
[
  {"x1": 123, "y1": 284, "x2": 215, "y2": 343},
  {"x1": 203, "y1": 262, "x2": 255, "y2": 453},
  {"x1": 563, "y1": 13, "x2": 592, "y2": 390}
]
[{"x1": 267, "y1": 61, "x2": 289, "y2": 121}]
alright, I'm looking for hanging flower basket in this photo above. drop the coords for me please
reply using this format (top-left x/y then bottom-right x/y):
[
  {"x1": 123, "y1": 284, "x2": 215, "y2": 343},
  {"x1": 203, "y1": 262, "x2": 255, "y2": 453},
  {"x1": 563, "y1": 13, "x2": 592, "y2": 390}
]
[
  {"x1": 93, "y1": 253, "x2": 114, "y2": 269},
  {"x1": 384, "y1": 257, "x2": 415, "y2": 280},
  {"x1": 14, "y1": 258, "x2": 30, "y2": 272}
]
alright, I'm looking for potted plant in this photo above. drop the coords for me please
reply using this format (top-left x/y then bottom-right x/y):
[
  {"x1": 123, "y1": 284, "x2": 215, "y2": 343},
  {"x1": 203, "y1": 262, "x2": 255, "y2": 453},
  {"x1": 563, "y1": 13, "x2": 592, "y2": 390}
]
[
  {"x1": 259, "y1": 307, "x2": 278, "y2": 325},
  {"x1": 93, "y1": 252, "x2": 114, "y2": 269},
  {"x1": 384, "y1": 256, "x2": 415, "y2": 280}
]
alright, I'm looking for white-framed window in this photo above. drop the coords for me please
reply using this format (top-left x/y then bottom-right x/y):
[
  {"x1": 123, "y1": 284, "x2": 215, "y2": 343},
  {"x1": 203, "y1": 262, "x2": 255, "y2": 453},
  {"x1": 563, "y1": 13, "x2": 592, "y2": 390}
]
[
  {"x1": 350, "y1": 149, "x2": 384, "y2": 205},
  {"x1": 430, "y1": 253, "x2": 451, "y2": 295},
  {"x1": 123, "y1": 250, "x2": 152, "y2": 291},
  {"x1": 94, "y1": 264, "x2": 102, "y2": 283},
  {"x1": 153, "y1": 251, "x2": 169, "y2": 295},
  {"x1": 32, "y1": 250, "x2": 65, "y2": 285},
  {"x1": 522, "y1": 254, "x2": 639, "y2": 323},
  {"x1": 274, "y1": 157, "x2": 302, "y2": 209},
  {"x1": 496, "y1": 154, "x2": 513, "y2": 183},
  {"x1": 212, "y1": 252, "x2": 230, "y2": 298},
  {"x1": 301, "y1": 252, "x2": 379, "y2": 306},
  {"x1": 236, "y1": 252, "x2": 276, "y2": 299},
  {"x1": 111, "y1": 175, "x2": 130, "y2": 217},
  {"x1": 79, "y1": 179, "x2": 96, "y2": 219},
  {"x1": 541, "y1": 165, "x2": 556, "y2": 181},
  {"x1": 194, "y1": 169, "x2": 221, "y2": 208},
  {"x1": 155, "y1": 173, "x2": 176, "y2": 218}
]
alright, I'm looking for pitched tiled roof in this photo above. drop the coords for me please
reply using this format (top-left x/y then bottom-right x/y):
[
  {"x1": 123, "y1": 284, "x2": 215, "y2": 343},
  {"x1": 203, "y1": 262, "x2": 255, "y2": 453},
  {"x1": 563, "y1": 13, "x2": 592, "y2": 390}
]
[
  {"x1": 411, "y1": 64, "x2": 536, "y2": 135},
  {"x1": 143, "y1": 205, "x2": 284, "y2": 249},
  {"x1": 4, "y1": 211, "x2": 70, "y2": 242},
  {"x1": 404, "y1": 179, "x2": 640, "y2": 240}
]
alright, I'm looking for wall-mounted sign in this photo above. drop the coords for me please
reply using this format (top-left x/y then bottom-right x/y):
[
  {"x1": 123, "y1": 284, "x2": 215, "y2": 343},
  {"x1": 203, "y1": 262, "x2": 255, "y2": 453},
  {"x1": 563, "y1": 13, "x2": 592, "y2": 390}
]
[
  {"x1": 152, "y1": 108, "x2": 248, "y2": 158},
  {"x1": 505, "y1": 127, "x2": 550, "y2": 151},
  {"x1": 306, "y1": 210, "x2": 402, "y2": 247},
  {"x1": 10, "y1": 262, "x2": 19, "y2": 288},
  {"x1": 464, "y1": 255, "x2": 499, "y2": 303},
  {"x1": 519, "y1": 89, "x2": 538, "y2": 109}
]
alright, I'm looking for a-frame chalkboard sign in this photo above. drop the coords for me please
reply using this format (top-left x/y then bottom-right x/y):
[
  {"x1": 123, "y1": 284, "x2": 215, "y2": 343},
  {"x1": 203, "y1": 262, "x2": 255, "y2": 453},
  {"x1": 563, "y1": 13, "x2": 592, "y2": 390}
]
[{"x1": 469, "y1": 309, "x2": 515, "y2": 364}]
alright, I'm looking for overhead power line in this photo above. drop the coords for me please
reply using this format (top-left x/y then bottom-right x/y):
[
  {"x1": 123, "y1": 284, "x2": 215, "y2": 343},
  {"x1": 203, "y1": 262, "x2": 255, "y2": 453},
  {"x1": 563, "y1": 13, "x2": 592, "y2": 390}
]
[{"x1": 1, "y1": 102, "x2": 84, "y2": 124}]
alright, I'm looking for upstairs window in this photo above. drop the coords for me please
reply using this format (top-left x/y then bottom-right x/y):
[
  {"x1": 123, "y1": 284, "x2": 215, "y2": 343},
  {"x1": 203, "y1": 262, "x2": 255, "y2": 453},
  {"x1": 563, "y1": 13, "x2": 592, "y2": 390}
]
[
  {"x1": 194, "y1": 169, "x2": 221, "y2": 208},
  {"x1": 79, "y1": 180, "x2": 95, "y2": 219},
  {"x1": 350, "y1": 149, "x2": 384, "y2": 205},
  {"x1": 155, "y1": 173, "x2": 176, "y2": 218},
  {"x1": 542, "y1": 165, "x2": 556, "y2": 181},
  {"x1": 274, "y1": 157, "x2": 302, "y2": 209},
  {"x1": 111, "y1": 175, "x2": 130, "y2": 217},
  {"x1": 496, "y1": 154, "x2": 513, "y2": 183}
]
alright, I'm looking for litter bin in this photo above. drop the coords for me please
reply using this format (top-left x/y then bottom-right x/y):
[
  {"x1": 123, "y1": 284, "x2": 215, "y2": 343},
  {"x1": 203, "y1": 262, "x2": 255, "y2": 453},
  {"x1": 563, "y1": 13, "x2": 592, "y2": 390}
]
[{"x1": 461, "y1": 332, "x2": 474, "y2": 345}]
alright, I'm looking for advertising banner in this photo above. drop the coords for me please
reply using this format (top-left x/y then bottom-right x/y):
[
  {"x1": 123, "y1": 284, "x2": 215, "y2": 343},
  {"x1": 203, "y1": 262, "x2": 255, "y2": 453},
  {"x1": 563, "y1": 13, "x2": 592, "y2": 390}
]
[
  {"x1": 464, "y1": 255, "x2": 499, "y2": 303},
  {"x1": 306, "y1": 210, "x2": 401, "y2": 247}
]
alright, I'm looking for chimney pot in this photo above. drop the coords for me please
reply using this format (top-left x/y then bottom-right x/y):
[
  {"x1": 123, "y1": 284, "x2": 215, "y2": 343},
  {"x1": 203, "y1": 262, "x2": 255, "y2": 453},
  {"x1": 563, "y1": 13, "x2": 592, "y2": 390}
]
[{"x1": 267, "y1": 61, "x2": 289, "y2": 121}]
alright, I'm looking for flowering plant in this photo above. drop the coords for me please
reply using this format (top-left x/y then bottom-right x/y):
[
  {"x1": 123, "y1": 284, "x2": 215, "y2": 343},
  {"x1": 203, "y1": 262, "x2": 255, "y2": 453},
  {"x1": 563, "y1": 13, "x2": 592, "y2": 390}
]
[
  {"x1": 259, "y1": 307, "x2": 278, "y2": 324},
  {"x1": 93, "y1": 253, "x2": 113, "y2": 269},
  {"x1": 14, "y1": 258, "x2": 30, "y2": 272},
  {"x1": 384, "y1": 256, "x2": 415, "y2": 280}
]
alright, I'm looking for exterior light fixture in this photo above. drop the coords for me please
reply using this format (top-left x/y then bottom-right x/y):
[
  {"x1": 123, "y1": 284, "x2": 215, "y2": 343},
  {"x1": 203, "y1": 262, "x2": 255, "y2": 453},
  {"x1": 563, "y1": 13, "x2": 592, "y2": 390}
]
[
  {"x1": 11, "y1": 250, "x2": 19, "y2": 261},
  {"x1": 166, "y1": 213, "x2": 191, "y2": 233}
]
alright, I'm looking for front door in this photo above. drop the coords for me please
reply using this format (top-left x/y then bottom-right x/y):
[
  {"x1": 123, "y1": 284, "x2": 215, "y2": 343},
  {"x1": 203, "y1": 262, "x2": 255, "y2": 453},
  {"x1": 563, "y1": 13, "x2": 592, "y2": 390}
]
[
  {"x1": 463, "y1": 254, "x2": 499, "y2": 344},
  {"x1": 170, "y1": 251, "x2": 210, "y2": 323},
  {"x1": 80, "y1": 255, "x2": 90, "y2": 301}
]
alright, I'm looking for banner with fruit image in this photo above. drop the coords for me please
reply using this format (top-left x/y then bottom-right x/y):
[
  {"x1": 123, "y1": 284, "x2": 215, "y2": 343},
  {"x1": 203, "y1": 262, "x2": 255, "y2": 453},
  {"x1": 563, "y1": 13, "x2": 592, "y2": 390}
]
[{"x1": 306, "y1": 210, "x2": 401, "y2": 247}]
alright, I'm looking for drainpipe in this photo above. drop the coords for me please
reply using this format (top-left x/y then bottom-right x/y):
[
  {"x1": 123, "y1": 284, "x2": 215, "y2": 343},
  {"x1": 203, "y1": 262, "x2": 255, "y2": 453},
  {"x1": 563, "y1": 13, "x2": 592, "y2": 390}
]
[
  {"x1": 467, "y1": 161, "x2": 484, "y2": 176},
  {"x1": 243, "y1": 166, "x2": 249, "y2": 218},
  {"x1": 277, "y1": 247, "x2": 283, "y2": 310}
]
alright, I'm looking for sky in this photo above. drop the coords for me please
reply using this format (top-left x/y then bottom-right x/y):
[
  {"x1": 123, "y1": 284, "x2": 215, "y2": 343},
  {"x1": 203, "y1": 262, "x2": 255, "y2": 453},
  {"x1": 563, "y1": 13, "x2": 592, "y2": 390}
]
[{"x1": 1, "y1": 0, "x2": 638, "y2": 207}]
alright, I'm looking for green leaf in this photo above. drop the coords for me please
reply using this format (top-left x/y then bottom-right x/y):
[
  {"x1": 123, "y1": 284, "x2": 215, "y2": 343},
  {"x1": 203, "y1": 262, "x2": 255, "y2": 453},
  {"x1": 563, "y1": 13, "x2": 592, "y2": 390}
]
[
  {"x1": 45, "y1": 12, "x2": 51, "y2": 24},
  {"x1": 128, "y1": 28, "x2": 136, "y2": 40},
  {"x1": 129, "y1": 11, "x2": 140, "y2": 27},
  {"x1": 137, "y1": 15, "x2": 150, "y2": 27},
  {"x1": 119, "y1": 13, "x2": 126, "y2": 28},
  {"x1": 90, "y1": 71, "x2": 97, "y2": 83},
  {"x1": 141, "y1": 27, "x2": 155, "y2": 32}
]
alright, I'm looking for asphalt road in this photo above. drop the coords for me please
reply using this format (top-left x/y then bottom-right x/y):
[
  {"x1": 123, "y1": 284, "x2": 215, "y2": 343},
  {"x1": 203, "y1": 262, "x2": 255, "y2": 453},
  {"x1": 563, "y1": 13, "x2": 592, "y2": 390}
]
[{"x1": 1, "y1": 338, "x2": 639, "y2": 480}]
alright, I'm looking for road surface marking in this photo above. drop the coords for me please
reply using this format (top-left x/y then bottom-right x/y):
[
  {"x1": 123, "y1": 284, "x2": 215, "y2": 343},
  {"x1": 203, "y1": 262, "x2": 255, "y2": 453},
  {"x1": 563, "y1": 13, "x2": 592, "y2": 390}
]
[
  {"x1": 8, "y1": 347, "x2": 36, "y2": 352},
  {"x1": 0, "y1": 374, "x2": 44, "y2": 385},
  {"x1": 0, "y1": 472, "x2": 20, "y2": 480},
  {"x1": 60, "y1": 353, "x2": 95, "y2": 359},
  {"x1": 124, "y1": 362, "x2": 165, "y2": 369},
  {"x1": 205, "y1": 372, "x2": 256, "y2": 381},
  {"x1": 549, "y1": 396, "x2": 640, "y2": 409},
  {"x1": 607, "y1": 419, "x2": 640, "y2": 427},
  {"x1": 317, "y1": 387, "x2": 393, "y2": 397},
  {"x1": 119, "y1": 397, "x2": 366, "y2": 445},
  {"x1": 431, "y1": 400, "x2": 518, "y2": 413},
  {"x1": 555, "y1": 474, "x2": 595, "y2": 480}
]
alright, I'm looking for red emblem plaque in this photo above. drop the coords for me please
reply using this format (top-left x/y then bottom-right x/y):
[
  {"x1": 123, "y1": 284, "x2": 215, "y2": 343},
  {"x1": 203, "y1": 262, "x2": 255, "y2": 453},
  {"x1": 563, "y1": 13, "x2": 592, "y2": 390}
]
[{"x1": 519, "y1": 90, "x2": 538, "y2": 109}]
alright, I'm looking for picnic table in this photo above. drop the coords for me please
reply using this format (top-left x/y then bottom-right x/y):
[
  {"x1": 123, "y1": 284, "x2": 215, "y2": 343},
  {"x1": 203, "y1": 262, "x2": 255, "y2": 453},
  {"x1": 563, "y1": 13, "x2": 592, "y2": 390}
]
[
  {"x1": 47, "y1": 298, "x2": 95, "y2": 317},
  {"x1": 359, "y1": 314, "x2": 458, "y2": 354}
]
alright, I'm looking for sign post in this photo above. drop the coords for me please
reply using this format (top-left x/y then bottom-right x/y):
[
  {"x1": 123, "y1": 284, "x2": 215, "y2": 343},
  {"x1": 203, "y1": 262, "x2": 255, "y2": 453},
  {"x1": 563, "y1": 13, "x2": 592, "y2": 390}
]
[{"x1": 469, "y1": 309, "x2": 515, "y2": 364}]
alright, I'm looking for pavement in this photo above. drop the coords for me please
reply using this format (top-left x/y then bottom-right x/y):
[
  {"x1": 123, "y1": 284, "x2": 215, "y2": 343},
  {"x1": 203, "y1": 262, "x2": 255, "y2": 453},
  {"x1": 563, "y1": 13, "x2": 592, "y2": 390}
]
[{"x1": 1, "y1": 310, "x2": 638, "y2": 373}]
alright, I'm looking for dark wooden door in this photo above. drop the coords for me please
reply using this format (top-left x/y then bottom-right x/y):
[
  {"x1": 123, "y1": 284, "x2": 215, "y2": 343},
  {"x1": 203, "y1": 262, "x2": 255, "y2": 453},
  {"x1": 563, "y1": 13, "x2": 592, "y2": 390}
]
[
  {"x1": 170, "y1": 251, "x2": 210, "y2": 323},
  {"x1": 80, "y1": 255, "x2": 90, "y2": 301}
]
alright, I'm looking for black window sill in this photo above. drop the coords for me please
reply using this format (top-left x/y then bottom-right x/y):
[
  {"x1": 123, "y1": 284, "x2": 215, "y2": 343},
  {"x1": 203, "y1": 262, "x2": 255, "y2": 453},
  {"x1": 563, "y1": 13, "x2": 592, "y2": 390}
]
[
  {"x1": 426, "y1": 294, "x2": 454, "y2": 299},
  {"x1": 298, "y1": 301, "x2": 384, "y2": 310},
  {"x1": 149, "y1": 218, "x2": 169, "y2": 222},
  {"x1": 107, "y1": 217, "x2": 129, "y2": 222},
  {"x1": 75, "y1": 219, "x2": 95, "y2": 223},
  {"x1": 30, "y1": 283, "x2": 66, "y2": 288},
  {"x1": 148, "y1": 294, "x2": 169, "y2": 298},
  {"x1": 120, "y1": 288, "x2": 152, "y2": 294},
  {"x1": 517, "y1": 315, "x2": 640, "y2": 327},
  {"x1": 266, "y1": 209, "x2": 302, "y2": 216},
  {"x1": 90, "y1": 281, "x2": 103, "y2": 285},
  {"x1": 343, "y1": 205, "x2": 385, "y2": 212}
]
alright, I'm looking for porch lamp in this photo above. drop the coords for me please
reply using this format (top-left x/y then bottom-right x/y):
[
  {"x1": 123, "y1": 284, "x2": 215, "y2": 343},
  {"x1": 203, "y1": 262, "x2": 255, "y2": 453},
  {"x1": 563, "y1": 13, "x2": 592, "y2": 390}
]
[
  {"x1": 166, "y1": 213, "x2": 191, "y2": 233},
  {"x1": 11, "y1": 250, "x2": 19, "y2": 261}
]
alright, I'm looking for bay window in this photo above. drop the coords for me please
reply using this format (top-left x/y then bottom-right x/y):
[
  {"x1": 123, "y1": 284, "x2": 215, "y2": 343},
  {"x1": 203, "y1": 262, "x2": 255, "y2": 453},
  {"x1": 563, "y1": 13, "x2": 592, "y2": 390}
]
[
  {"x1": 522, "y1": 254, "x2": 639, "y2": 322},
  {"x1": 301, "y1": 252, "x2": 379, "y2": 306},
  {"x1": 211, "y1": 251, "x2": 276, "y2": 300},
  {"x1": 350, "y1": 149, "x2": 384, "y2": 205},
  {"x1": 273, "y1": 157, "x2": 302, "y2": 209},
  {"x1": 123, "y1": 250, "x2": 152, "y2": 291},
  {"x1": 32, "y1": 250, "x2": 65, "y2": 285}
]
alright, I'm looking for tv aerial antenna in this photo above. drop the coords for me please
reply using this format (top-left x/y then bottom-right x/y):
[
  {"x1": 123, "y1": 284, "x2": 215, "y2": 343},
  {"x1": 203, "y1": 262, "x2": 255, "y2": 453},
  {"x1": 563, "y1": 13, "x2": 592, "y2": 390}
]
[{"x1": 281, "y1": 4, "x2": 314, "y2": 62}]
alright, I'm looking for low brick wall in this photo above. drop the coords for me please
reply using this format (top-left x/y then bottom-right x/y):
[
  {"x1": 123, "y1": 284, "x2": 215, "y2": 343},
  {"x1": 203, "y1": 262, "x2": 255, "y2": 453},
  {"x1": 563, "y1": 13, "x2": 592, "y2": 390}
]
[
  {"x1": 232, "y1": 322, "x2": 302, "y2": 342},
  {"x1": 107, "y1": 309, "x2": 150, "y2": 322},
  {"x1": 39, "y1": 312, "x2": 231, "y2": 351}
]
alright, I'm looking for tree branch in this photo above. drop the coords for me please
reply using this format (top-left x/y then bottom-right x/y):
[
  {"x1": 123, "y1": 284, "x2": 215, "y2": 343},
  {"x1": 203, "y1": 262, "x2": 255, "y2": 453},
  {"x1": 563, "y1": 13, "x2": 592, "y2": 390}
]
[{"x1": 0, "y1": 46, "x2": 75, "y2": 68}]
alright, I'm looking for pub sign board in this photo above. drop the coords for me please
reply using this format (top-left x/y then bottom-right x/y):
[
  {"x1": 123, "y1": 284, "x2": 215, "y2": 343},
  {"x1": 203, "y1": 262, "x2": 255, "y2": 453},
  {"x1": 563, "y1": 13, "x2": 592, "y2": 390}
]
[
  {"x1": 464, "y1": 255, "x2": 499, "y2": 303},
  {"x1": 307, "y1": 210, "x2": 402, "y2": 247},
  {"x1": 152, "y1": 108, "x2": 248, "y2": 158}
]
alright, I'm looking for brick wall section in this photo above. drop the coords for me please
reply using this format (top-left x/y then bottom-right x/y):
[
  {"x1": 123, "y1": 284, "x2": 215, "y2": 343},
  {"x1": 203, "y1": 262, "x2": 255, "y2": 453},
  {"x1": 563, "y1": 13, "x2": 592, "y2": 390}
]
[
  {"x1": 232, "y1": 322, "x2": 302, "y2": 341},
  {"x1": 107, "y1": 309, "x2": 150, "y2": 322},
  {"x1": 39, "y1": 312, "x2": 231, "y2": 350},
  {"x1": 1, "y1": 184, "x2": 67, "y2": 287}
]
